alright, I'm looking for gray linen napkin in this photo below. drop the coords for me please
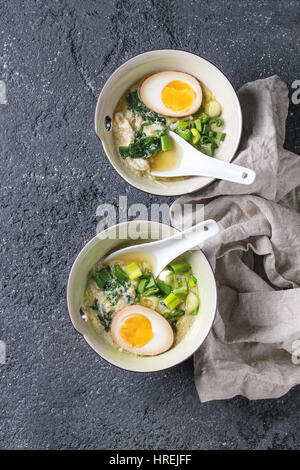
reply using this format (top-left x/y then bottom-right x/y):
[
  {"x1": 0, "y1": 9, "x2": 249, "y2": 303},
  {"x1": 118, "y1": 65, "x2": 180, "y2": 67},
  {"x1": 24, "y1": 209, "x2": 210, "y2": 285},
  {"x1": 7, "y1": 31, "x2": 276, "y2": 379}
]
[{"x1": 170, "y1": 76, "x2": 300, "y2": 401}]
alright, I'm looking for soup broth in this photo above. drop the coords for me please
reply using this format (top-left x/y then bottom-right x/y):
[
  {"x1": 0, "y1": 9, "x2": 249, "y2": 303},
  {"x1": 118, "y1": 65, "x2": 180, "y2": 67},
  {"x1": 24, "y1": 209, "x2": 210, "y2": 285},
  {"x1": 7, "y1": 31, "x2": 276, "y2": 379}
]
[
  {"x1": 81, "y1": 251, "x2": 200, "y2": 355},
  {"x1": 112, "y1": 73, "x2": 226, "y2": 181}
]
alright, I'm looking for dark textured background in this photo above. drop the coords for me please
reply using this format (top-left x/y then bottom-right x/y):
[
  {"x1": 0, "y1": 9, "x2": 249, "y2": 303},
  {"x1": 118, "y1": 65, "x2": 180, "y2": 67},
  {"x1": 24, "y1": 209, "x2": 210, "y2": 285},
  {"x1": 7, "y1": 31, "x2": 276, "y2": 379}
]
[{"x1": 1, "y1": 0, "x2": 300, "y2": 450}]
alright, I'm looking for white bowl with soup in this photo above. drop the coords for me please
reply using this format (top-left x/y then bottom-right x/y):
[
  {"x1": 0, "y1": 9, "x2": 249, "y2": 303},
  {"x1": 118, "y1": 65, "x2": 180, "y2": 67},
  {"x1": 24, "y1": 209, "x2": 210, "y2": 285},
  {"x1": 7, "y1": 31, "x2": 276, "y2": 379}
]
[
  {"x1": 95, "y1": 49, "x2": 242, "y2": 196},
  {"x1": 67, "y1": 221, "x2": 217, "y2": 372}
]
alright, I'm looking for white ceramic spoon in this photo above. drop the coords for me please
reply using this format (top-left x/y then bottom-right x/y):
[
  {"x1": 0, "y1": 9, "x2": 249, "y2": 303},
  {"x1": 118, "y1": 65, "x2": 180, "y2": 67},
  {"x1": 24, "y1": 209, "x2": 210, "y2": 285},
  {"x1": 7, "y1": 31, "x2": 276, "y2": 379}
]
[
  {"x1": 104, "y1": 219, "x2": 219, "y2": 278},
  {"x1": 151, "y1": 130, "x2": 256, "y2": 184}
]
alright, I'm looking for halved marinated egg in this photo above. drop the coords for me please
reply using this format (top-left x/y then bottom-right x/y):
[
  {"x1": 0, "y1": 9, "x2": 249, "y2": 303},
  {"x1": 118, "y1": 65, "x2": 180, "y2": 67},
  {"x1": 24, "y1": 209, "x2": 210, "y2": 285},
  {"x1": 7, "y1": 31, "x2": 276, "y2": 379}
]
[
  {"x1": 111, "y1": 305, "x2": 174, "y2": 356},
  {"x1": 140, "y1": 71, "x2": 202, "y2": 118}
]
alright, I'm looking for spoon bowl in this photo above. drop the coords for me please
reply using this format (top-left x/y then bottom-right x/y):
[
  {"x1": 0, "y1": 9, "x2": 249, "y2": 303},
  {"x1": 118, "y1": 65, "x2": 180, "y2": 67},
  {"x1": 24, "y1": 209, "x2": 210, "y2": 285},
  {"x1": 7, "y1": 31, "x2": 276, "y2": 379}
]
[
  {"x1": 104, "y1": 219, "x2": 219, "y2": 278},
  {"x1": 151, "y1": 131, "x2": 256, "y2": 184},
  {"x1": 67, "y1": 220, "x2": 218, "y2": 372},
  {"x1": 95, "y1": 49, "x2": 243, "y2": 196}
]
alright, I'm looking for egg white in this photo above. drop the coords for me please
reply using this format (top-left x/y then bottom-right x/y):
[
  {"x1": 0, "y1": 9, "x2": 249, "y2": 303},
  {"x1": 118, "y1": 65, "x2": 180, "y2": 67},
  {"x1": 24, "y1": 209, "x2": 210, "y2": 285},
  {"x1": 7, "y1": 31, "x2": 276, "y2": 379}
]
[
  {"x1": 111, "y1": 305, "x2": 174, "y2": 356},
  {"x1": 140, "y1": 71, "x2": 202, "y2": 118}
]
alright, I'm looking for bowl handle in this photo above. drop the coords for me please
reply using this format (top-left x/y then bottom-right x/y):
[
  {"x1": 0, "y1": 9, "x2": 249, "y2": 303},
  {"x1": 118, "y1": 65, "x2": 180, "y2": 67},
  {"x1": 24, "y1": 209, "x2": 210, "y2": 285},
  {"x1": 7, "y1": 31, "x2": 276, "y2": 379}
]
[{"x1": 95, "y1": 115, "x2": 112, "y2": 141}]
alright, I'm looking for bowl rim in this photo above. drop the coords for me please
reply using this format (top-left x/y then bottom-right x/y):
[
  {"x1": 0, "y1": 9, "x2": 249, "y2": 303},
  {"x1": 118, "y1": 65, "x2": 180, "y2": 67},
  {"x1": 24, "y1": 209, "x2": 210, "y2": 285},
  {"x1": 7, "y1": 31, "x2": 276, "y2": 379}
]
[
  {"x1": 94, "y1": 48, "x2": 243, "y2": 197},
  {"x1": 67, "y1": 220, "x2": 218, "y2": 373}
]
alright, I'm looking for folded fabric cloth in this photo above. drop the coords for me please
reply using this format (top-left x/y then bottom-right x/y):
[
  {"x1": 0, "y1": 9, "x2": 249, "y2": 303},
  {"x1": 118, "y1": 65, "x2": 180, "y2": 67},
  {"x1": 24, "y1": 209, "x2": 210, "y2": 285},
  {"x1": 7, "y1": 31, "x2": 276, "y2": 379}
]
[{"x1": 170, "y1": 76, "x2": 300, "y2": 401}]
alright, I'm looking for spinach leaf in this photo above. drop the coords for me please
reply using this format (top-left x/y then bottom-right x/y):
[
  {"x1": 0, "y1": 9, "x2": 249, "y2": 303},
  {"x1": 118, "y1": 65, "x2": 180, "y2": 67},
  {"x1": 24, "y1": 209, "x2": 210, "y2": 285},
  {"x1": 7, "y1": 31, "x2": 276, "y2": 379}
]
[
  {"x1": 163, "y1": 309, "x2": 185, "y2": 331},
  {"x1": 93, "y1": 266, "x2": 112, "y2": 288},
  {"x1": 90, "y1": 297, "x2": 112, "y2": 331},
  {"x1": 104, "y1": 277, "x2": 129, "y2": 306},
  {"x1": 98, "y1": 312, "x2": 112, "y2": 332},
  {"x1": 90, "y1": 298, "x2": 99, "y2": 311},
  {"x1": 119, "y1": 136, "x2": 161, "y2": 159},
  {"x1": 126, "y1": 90, "x2": 166, "y2": 124}
]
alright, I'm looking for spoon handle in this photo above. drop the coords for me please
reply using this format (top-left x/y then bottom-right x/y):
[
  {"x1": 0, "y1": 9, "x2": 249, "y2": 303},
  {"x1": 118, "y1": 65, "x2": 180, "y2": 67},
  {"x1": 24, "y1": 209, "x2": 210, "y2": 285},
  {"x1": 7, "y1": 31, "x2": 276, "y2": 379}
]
[
  {"x1": 193, "y1": 151, "x2": 256, "y2": 185},
  {"x1": 168, "y1": 219, "x2": 219, "y2": 252},
  {"x1": 153, "y1": 219, "x2": 219, "y2": 276}
]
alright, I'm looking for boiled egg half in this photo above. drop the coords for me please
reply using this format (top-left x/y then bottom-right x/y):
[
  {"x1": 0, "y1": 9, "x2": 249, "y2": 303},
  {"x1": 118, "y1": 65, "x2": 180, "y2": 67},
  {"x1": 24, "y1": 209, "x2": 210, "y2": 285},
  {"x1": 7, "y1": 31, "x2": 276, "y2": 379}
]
[
  {"x1": 111, "y1": 305, "x2": 174, "y2": 356},
  {"x1": 140, "y1": 71, "x2": 202, "y2": 118}
]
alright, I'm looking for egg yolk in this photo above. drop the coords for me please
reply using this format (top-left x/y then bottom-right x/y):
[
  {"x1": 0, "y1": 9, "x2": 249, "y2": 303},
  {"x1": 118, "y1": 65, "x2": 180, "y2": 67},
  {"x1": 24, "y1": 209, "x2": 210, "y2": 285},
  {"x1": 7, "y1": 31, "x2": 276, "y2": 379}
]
[
  {"x1": 161, "y1": 80, "x2": 196, "y2": 112},
  {"x1": 120, "y1": 314, "x2": 152, "y2": 348}
]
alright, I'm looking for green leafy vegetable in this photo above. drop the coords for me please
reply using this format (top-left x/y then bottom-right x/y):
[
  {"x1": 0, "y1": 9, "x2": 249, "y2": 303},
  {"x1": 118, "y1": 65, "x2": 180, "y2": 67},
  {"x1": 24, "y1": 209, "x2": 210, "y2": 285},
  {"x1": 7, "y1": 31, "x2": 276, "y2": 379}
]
[
  {"x1": 93, "y1": 267, "x2": 112, "y2": 289},
  {"x1": 90, "y1": 298, "x2": 99, "y2": 311},
  {"x1": 98, "y1": 312, "x2": 112, "y2": 331},
  {"x1": 126, "y1": 90, "x2": 166, "y2": 124},
  {"x1": 104, "y1": 278, "x2": 129, "y2": 305},
  {"x1": 90, "y1": 297, "x2": 112, "y2": 331},
  {"x1": 119, "y1": 136, "x2": 161, "y2": 159},
  {"x1": 163, "y1": 309, "x2": 185, "y2": 330}
]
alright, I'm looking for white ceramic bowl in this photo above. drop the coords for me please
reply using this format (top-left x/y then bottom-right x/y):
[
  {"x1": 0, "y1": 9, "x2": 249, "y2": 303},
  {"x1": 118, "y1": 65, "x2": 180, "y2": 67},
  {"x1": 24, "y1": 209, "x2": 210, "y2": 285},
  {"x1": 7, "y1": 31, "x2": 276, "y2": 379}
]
[
  {"x1": 67, "y1": 221, "x2": 217, "y2": 372},
  {"x1": 95, "y1": 49, "x2": 242, "y2": 196}
]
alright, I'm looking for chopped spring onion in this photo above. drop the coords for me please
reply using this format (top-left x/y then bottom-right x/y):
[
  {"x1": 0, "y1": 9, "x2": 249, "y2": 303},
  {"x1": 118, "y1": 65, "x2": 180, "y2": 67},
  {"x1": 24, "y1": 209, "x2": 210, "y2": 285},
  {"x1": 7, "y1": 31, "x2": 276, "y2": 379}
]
[
  {"x1": 188, "y1": 275, "x2": 197, "y2": 288},
  {"x1": 163, "y1": 309, "x2": 185, "y2": 330},
  {"x1": 138, "y1": 278, "x2": 148, "y2": 295},
  {"x1": 199, "y1": 135, "x2": 210, "y2": 144},
  {"x1": 140, "y1": 296, "x2": 160, "y2": 310},
  {"x1": 215, "y1": 132, "x2": 226, "y2": 141},
  {"x1": 198, "y1": 112, "x2": 209, "y2": 123},
  {"x1": 191, "y1": 128, "x2": 200, "y2": 145},
  {"x1": 177, "y1": 120, "x2": 190, "y2": 130},
  {"x1": 143, "y1": 286, "x2": 159, "y2": 296},
  {"x1": 194, "y1": 119, "x2": 202, "y2": 132},
  {"x1": 173, "y1": 278, "x2": 188, "y2": 296},
  {"x1": 201, "y1": 123, "x2": 210, "y2": 134},
  {"x1": 161, "y1": 134, "x2": 171, "y2": 151},
  {"x1": 166, "y1": 272, "x2": 175, "y2": 288},
  {"x1": 164, "y1": 309, "x2": 185, "y2": 320},
  {"x1": 210, "y1": 117, "x2": 223, "y2": 127},
  {"x1": 135, "y1": 277, "x2": 148, "y2": 302},
  {"x1": 177, "y1": 128, "x2": 191, "y2": 141},
  {"x1": 163, "y1": 292, "x2": 182, "y2": 310},
  {"x1": 205, "y1": 100, "x2": 222, "y2": 118},
  {"x1": 125, "y1": 262, "x2": 142, "y2": 280},
  {"x1": 156, "y1": 279, "x2": 172, "y2": 296},
  {"x1": 169, "y1": 259, "x2": 191, "y2": 274},
  {"x1": 142, "y1": 272, "x2": 159, "y2": 296},
  {"x1": 112, "y1": 265, "x2": 129, "y2": 282},
  {"x1": 201, "y1": 142, "x2": 215, "y2": 157},
  {"x1": 185, "y1": 291, "x2": 199, "y2": 315}
]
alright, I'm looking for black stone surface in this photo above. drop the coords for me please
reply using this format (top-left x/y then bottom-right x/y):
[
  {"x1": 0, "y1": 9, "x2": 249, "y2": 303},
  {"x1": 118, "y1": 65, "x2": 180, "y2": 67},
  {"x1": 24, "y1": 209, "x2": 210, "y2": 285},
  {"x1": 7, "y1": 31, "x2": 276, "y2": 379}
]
[{"x1": 1, "y1": 0, "x2": 300, "y2": 450}]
